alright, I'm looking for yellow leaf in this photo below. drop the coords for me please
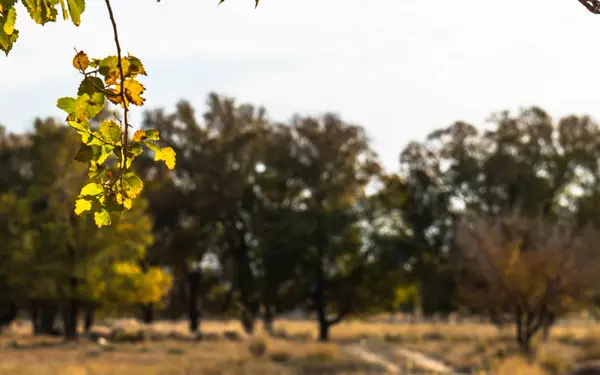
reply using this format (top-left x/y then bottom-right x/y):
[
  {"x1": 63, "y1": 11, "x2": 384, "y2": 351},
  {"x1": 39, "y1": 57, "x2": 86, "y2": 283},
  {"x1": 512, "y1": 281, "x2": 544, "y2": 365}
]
[
  {"x1": 155, "y1": 147, "x2": 176, "y2": 170},
  {"x1": 79, "y1": 182, "x2": 103, "y2": 196},
  {"x1": 73, "y1": 51, "x2": 89, "y2": 71},
  {"x1": 74, "y1": 198, "x2": 91, "y2": 215},
  {"x1": 131, "y1": 130, "x2": 146, "y2": 142},
  {"x1": 94, "y1": 210, "x2": 111, "y2": 227},
  {"x1": 105, "y1": 88, "x2": 122, "y2": 105},
  {"x1": 123, "y1": 79, "x2": 145, "y2": 106}
]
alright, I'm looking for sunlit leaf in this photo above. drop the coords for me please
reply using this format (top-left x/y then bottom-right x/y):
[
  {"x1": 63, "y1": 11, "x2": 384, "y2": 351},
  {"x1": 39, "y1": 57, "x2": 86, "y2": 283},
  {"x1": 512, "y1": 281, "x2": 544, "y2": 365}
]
[
  {"x1": 154, "y1": 146, "x2": 176, "y2": 170},
  {"x1": 99, "y1": 120, "x2": 121, "y2": 143},
  {"x1": 94, "y1": 209, "x2": 111, "y2": 227},
  {"x1": 73, "y1": 50, "x2": 89, "y2": 71},
  {"x1": 122, "y1": 172, "x2": 143, "y2": 198},
  {"x1": 74, "y1": 198, "x2": 92, "y2": 215},
  {"x1": 80, "y1": 182, "x2": 103, "y2": 196}
]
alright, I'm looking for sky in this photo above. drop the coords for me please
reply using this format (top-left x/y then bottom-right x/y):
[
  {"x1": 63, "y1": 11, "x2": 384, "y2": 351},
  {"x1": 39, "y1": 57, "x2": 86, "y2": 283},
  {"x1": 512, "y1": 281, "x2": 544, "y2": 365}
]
[{"x1": 1, "y1": 0, "x2": 600, "y2": 171}]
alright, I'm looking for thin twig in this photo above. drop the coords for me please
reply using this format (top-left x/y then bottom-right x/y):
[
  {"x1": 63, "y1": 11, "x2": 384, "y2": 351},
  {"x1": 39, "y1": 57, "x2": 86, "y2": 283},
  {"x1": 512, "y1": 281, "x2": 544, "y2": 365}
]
[{"x1": 103, "y1": 0, "x2": 129, "y2": 182}]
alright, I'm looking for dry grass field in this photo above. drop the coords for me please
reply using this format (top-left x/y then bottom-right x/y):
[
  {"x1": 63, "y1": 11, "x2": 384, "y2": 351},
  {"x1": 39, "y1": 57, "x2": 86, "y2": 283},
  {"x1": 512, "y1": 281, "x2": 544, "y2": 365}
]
[{"x1": 1, "y1": 317, "x2": 600, "y2": 374}]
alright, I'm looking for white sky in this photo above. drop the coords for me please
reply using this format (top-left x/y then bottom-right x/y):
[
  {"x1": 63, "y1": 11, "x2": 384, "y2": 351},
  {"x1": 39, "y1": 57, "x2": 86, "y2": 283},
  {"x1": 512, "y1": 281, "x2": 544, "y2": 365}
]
[{"x1": 1, "y1": 0, "x2": 599, "y2": 171}]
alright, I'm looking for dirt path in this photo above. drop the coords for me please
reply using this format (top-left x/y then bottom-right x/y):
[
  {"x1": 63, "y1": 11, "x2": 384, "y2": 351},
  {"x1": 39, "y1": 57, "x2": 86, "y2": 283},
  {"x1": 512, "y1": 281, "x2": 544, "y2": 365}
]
[
  {"x1": 393, "y1": 347, "x2": 456, "y2": 373},
  {"x1": 343, "y1": 345, "x2": 401, "y2": 373},
  {"x1": 343, "y1": 343, "x2": 461, "y2": 374}
]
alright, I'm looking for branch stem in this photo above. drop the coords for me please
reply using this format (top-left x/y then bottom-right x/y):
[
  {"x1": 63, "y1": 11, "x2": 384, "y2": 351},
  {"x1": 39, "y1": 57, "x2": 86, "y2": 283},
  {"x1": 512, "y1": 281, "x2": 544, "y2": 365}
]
[{"x1": 103, "y1": 0, "x2": 129, "y2": 180}]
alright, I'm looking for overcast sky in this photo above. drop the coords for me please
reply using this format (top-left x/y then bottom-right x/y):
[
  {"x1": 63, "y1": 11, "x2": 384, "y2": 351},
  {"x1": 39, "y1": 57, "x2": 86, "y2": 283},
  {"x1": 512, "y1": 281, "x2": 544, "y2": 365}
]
[{"x1": 1, "y1": 0, "x2": 599, "y2": 170}]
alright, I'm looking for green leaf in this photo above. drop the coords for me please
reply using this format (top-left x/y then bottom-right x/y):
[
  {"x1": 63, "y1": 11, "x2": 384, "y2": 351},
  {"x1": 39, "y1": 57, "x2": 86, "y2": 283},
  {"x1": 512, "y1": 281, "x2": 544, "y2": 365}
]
[
  {"x1": 67, "y1": 119, "x2": 89, "y2": 133},
  {"x1": 122, "y1": 172, "x2": 143, "y2": 198},
  {"x1": 58, "y1": 93, "x2": 104, "y2": 122},
  {"x1": 145, "y1": 129, "x2": 160, "y2": 140},
  {"x1": 21, "y1": 0, "x2": 59, "y2": 25},
  {"x1": 97, "y1": 144, "x2": 113, "y2": 164},
  {"x1": 79, "y1": 182, "x2": 103, "y2": 196},
  {"x1": 74, "y1": 144, "x2": 94, "y2": 162},
  {"x1": 85, "y1": 92, "x2": 105, "y2": 118},
  {"x1": 94, "y1": 209, "x2": 111, "y2": 227},
  {"x1": 0, "y1": 0, "x2": 18, "y2": 11},
  {"x1": 129, "y1": 143, "x2": 143, "y2": 156},
  {"x1": 66, "y1": 0, "x2": 85, "y2": 26},
  {"x1": 98, "y1": 55, "x2": 119, "y2": 84},
  {"x1": 143, "y1": 141, "x2": 160, "y2": 153},
  {"x1": 99, "y1": 120, "x2": 121, "y2": 143},
  {"x1": 88, "y1": 162, "x2": 107, "y2": 179},
  {"x1": 0, "y1": 27, "x2": 18, "y2": 55},
  {"x1": 77, "y1": 76, "x2": 104, "y2": 96},
  {"x1": 57, "y1": 97, "x2": 76, "y2": 113},
  {"x1": 58, "y1": 0, "x2": 67, "y2": 20}
]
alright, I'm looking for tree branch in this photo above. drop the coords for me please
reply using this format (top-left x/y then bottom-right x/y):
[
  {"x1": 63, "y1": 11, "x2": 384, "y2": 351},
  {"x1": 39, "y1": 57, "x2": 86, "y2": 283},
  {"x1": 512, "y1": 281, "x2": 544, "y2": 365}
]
[
  {"x1": 579, "y1": 0, "x2": 600, "y2": 14},
  {"x1": 104, "y1": 0, "x2": 129, "y2": 180}
]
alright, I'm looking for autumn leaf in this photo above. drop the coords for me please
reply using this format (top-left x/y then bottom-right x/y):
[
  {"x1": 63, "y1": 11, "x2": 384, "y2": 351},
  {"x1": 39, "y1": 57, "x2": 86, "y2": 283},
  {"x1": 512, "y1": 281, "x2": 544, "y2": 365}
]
[
  {"x1": 131, "y1": 130, "x2": 147, "y2": 142},
  {"x1": 122, "y1": 172, "x2": 144, "y2": 198},
  {"x1": 155, "y1": 147, "x2": 176, "y2": 170},
  {"x1": 73, "y1": 50, "x2": 89, "y2": 71},
  {"x1": 125, "y1": 55, "x2": 147, "y2": 76},
  {"x1": 74, "y1": 198, "x2": 92, "y2": 215},
  {"x1": 99, "y1": 120, "x2": 122, "y2": 143},
  {"x1": 94, "y1": 209, "x2": 111, "y2": 227},
  {"x1": 3, "y1": 6, "x2": 16, "y2": 35},
  {"x1": 123, "y1": 79, "x2": 145, "y2": 106},
  {"x1": 79, "y1": 182, "x2": 103, "y2": 196}
]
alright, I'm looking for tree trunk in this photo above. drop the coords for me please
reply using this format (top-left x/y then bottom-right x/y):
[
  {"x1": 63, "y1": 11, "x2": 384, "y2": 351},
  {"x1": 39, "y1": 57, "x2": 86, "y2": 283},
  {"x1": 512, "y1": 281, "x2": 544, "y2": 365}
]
[
  {"x1": 40, "y1": 303, "x2": 59, "y2": 336},
  {"x1": 187, "y1": 270, "x2": 201, "y2": 333},
  {"x1": 0, "y1": 301, "x2": 17, "y2": 330},
  {"x1": 263, "y1": 306, "x2": 275, "y2": 335},
  {"x1": 63, "y1": 277, "x2": 79, "y2": 341},
  {"x1": 84, "y1": 307, "x2": 94, "y2": 335},
  {"x1": 141, "y1": 304, "x2": 154, "y2": 324},
  {"x1": 31, "y1": 302, "x2": 41, "y2": 335},
  {"x1": 541, "y1": 312, "x2": 555, "y2": 342},
  {"x1": 515, "y1": 311, "x2": 536, "y2": 359},
  {"x1": 241, "y1": 309, "x2": 256, "y2": 334},
  {"x1": 315, "y1": 245, "x2": 330, "y2": 342},
  {"x1": 317, "y1": 307, "x2": 330, "y2": 342}
]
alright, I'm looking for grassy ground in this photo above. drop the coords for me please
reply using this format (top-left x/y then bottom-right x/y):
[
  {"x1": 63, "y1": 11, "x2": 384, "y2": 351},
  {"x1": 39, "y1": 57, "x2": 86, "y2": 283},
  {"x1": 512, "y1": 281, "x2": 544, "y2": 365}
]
[{"x1": 2, "y1": 318, "x2": 600, "y2": 374}]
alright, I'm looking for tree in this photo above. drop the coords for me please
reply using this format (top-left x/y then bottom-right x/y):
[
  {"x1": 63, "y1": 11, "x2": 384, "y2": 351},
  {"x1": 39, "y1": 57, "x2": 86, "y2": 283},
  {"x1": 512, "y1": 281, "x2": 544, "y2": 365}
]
[
  {"x1": 0, "y1": 117, "x2": 168, "y2": 339},
  {"x1": 1, "y1": 0, "x2": 259, "y2": 227},
  {"x1": 272, "y1": 114, "x2": 381, "y2": 341},
  {"x1": 140, "y1": 94, "x2": 269, "y2": 333},
  {"x1": 455, "y1": 210, "x2": 600, "y2": 355},
  {"x1": 397, "y1": 107, "x2": 600, "y2": 315}
]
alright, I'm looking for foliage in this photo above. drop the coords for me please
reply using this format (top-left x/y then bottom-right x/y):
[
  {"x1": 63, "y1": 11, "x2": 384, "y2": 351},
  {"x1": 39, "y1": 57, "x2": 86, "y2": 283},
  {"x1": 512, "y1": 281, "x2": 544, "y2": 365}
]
[
  {"x1": 2, "y1": 0, "x2": 260, "y2": 227},
  {"x1": 101, "y1": 262, "x2": 172, "y2": 307},
  {"x1": 455, "y1": 210, "x2": 600, "y2": 354}
]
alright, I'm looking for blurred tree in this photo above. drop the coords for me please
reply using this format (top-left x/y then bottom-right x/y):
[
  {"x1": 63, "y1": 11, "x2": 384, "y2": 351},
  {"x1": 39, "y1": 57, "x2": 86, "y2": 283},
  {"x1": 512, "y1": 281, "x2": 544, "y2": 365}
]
[
  {"x1": 455, "y1": 210, "x2": 600, "y2": 355},
  {"x1": 278, "y1": 114, "x2": 381, "y2": 341}
]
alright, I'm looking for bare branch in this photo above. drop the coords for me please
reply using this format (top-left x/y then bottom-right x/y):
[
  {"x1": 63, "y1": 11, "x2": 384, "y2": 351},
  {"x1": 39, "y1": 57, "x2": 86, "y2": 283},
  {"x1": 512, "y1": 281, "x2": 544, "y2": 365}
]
[{"x1": 579, "y1": 0, "x2": 600, "y2": 14}]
